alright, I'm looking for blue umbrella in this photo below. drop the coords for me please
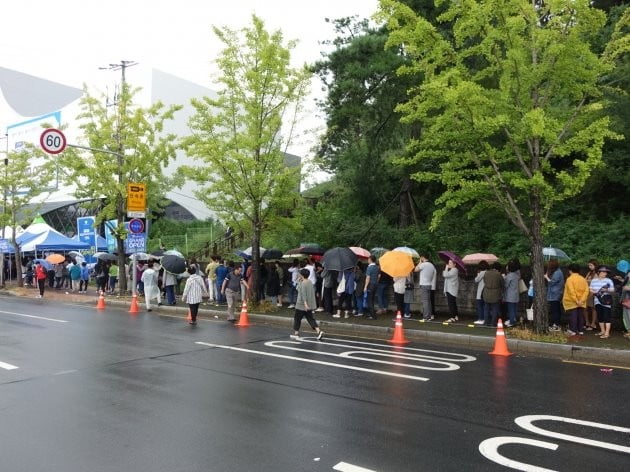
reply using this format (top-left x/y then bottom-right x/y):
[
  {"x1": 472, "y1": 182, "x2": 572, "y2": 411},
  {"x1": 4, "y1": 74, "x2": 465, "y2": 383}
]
[{"x1": 34, "y1": 259, "x2": 52, "y2": 270}]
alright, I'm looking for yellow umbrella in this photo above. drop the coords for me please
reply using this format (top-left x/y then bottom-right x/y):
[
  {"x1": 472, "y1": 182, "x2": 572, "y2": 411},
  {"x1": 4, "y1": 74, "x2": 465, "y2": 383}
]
[
  {"x1": 379, "y1": 250, "x2": 414, "y2": 277},
  {"x1": 46, "y1": 253, "x2": 65, "y2": 264}
]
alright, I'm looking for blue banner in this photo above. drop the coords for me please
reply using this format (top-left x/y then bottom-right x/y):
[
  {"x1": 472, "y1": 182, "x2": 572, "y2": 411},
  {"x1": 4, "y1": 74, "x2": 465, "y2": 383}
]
[
  {"x1": 77, "y1": 216, "x2": 96, "y2": 252},
  {"x1": 105, "y1": 219, "x2": 117, "y2": 252}
]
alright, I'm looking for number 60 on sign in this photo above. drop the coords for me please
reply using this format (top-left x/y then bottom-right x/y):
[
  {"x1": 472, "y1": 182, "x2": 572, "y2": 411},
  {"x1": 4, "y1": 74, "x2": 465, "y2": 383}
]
[{"x1": 40, "y1": 128, "x2": 67, "y2": 154}]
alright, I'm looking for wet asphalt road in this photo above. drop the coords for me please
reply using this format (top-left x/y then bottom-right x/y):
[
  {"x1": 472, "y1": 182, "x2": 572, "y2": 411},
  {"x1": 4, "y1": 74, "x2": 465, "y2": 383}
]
[{"x1": 0, "y1": 295, "x2": 628, "y2": 472}]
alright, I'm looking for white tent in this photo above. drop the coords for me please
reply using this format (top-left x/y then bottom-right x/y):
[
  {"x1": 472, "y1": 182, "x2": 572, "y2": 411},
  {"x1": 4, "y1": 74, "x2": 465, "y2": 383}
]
[{"x1": 1, "y1": 225, "x2": 24, "y2": 239}]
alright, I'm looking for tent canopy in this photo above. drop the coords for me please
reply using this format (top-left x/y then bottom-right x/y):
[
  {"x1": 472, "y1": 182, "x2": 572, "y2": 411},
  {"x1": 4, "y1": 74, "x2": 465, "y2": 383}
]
[
  {"x1": 16, "y1": 222, "x2": 63, "y2": 245},
  {"x1": 20, "y1": 229, "x2": 90, "y2": 252}
]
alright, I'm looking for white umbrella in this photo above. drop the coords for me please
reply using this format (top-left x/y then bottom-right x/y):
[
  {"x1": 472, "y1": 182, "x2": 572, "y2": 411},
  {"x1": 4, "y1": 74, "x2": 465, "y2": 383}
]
[
  {"x1": 164, "y1": 249, "x2": 184, "y2": 258},
  {"x1": 244, "y1": 246, "x2": 266, "y2": 256},
  {"x1": 543, "y1": 247, "x2": 570, "y2": 260},
  {"x1": 393, "y1": 246, "x2": 420, "y2": 259}
]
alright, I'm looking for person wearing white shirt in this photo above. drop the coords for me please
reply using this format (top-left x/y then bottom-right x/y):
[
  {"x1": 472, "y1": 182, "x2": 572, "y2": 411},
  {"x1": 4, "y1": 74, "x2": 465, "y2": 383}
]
[{"x1": 414, "y1": 254, "x2": 436, "y2": 321}]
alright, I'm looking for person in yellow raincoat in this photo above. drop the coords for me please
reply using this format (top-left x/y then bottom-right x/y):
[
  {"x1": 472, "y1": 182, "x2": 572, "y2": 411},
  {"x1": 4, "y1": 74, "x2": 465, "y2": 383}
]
[{"x1": 562, "y1": 263, "x2": 590, "y2": 336}]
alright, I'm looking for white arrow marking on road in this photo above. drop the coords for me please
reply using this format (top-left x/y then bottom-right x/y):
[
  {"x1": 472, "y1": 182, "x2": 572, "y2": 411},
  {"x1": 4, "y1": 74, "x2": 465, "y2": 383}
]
[
  {"x1": 0, "y1": 310, "x2": 68, "y2": 323},
  {"x1": 333, "y1": 461, "x2": 377, "y2": 472},
  {"x1": 265, "y1": 341, "x2": 460, "y2": 371},
  {"x1": 195, "y1": 342, "x2": 429, "y2": 381},
  {"x1": 0, "y1": 361, "x2": 19, "y2": 370}
]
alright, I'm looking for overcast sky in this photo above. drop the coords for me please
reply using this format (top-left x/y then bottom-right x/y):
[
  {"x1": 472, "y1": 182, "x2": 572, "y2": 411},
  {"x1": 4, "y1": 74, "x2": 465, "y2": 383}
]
[{"x1": 2, "y1": 0, "x2": 380, "y2": 172}]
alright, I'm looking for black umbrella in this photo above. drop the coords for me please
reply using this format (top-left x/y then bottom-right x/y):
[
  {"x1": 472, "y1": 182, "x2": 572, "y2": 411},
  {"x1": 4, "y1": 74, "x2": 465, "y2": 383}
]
[
  {"x1": 161, "y1": 254, "x2": 187, "y2": 274},
  {"x1": 150, "y1": 249, "x2": 165, "y2": 257},
  {"x1": 321, "y1": 247, "x2": 358, "y2": 271},
  {"x1": 95, "y1": 252, "x2": 118, "y2": 262},
  {"x1": 262, "y1": 248, "x2": 283, "y2": 260}
]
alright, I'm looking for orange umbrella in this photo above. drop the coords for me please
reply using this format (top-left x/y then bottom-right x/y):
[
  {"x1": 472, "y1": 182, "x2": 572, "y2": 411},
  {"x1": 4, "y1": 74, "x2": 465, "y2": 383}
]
[
  {"x1": 46, "y1": 253, "x2": 65, "y2": 264},
  {"x1": 379, "y1": 250, "x2": 414, "y2": 277}
]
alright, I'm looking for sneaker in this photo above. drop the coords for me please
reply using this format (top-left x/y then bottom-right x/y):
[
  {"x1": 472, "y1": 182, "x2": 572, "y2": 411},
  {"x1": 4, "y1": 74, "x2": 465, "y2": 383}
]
[
  {"x1": 276, "y1": 303, "x2": 282, "y2": 307},
  {"x1": 566, "y1": 329, "x2": 577, "y2": 336},
  {"x1": 287, "y1": 304, "x2": 295, "y2": 309},
  {"x1": 317, "y1": 330, "x2": 324, "y2": 340},
  {"x1": 315, "y1": 307, "x2": 324, "y2": 312},
  {"x1": 504, "y1": 321, "x2": 512, "y2": 327},
  {"x1": 354, "y1": 313, "x2": 364, "y2": 317},
  {"x1": 550, "y1": 324, "x2": 560, "y2": 331},
  {"x1": 403, "y1": 314, "x2": 411, "y2": 319},
  {"x1": 332, "y1": 313, "x2": 341, "y2": 318},
  {"x1": 429, "y1": 315, "x2": 435, "y2": 321},
  {"x1": 344, "y1": 312, "x2": 350, "y2": 319},
  {"x1": 473, "y1": 320, "x2": 484, "y2": 325},
  {"x1": 578, "y1": 332, "x2": 584, "y2": 335},
  {"x1": 289, "y1": 334, "x2": 300, "y2": 340}
]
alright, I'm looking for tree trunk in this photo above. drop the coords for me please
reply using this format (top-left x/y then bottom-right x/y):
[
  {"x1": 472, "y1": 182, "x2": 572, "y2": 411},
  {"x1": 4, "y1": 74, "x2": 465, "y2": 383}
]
[
  {"x1": 530, "y1": 197, "x2": 548, "y2": 334},
  {"x1": 249, "y1": 227, "x2": 261, "y2": 303}
]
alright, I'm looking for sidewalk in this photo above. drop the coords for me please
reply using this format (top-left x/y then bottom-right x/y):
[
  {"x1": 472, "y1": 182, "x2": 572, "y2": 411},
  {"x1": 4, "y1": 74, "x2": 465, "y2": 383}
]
[{"x1": 4, "y1": 284, "x2": 630, "y2": 367}]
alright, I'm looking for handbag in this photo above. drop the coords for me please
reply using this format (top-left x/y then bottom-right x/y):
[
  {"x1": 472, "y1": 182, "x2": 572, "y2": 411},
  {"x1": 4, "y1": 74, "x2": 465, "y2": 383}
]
[
  {"x1": 518, "y1": 278, "x2": 528, "y2": 293},
  {"x1": 526, "y1": 306, "x2": 534, "y2": 321},
  {"x1": 336, "y1": 275, "x2": 346, "y2": 294},
  {"x1": 596, "y1": 292, "x2": 613, "y2": 306}
]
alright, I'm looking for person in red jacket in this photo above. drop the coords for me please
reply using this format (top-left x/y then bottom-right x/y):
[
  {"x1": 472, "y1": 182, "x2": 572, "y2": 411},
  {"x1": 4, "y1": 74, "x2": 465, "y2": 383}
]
[{"x1": 34, "y1": 262, "x2": 48, "y2": 298}]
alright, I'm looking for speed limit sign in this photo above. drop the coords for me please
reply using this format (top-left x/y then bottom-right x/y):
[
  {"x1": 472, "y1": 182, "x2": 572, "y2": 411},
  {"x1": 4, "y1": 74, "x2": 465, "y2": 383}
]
[{"x1": 40, "y1": 128, "x2": 67, "y2": 154}]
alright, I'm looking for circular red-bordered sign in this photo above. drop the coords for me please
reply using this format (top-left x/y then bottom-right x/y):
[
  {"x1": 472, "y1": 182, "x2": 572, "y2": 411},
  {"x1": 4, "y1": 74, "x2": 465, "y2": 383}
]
[
  {"x1": 40, "y1": 128, "x2": 67, "y2": 154},
  {"x1": 128, "y1": 218, "x2": 145, "y2": 234}
]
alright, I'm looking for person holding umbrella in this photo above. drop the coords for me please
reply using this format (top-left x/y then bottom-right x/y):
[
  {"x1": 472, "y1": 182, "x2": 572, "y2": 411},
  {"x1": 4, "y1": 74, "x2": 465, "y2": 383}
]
[
  {"x1": 182, "y1": 266, "x2": 208, "y2": 325},
  {"x1": 290, "y1": 268, "x2": 324, "y2": 340}
]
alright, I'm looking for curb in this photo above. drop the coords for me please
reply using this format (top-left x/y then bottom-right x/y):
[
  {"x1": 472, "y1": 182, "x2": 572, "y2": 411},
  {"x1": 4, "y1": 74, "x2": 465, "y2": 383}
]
[{"x1": 3, "y1": 290, "x2": 629, "y2": 367}]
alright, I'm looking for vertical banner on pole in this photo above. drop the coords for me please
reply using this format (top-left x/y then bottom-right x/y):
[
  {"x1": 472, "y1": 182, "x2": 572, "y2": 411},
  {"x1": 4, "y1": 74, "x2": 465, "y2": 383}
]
[
  {"x1": 77, "y1": 217, "x2": 96, "y2": 253},
  {"x1": 105, "y1": 219, "x2": 118, "y2": 253}
]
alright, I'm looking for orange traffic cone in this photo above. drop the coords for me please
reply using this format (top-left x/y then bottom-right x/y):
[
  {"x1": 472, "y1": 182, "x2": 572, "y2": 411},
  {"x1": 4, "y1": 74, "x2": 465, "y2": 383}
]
[
  {"x1": 96, "y1": 290, "x2": 106, "y2": 310},
  {"x1": 128, "y1": 294, "x2": 140, "y2": 314},
  {"x1": 388, "y1": 311, "x2": 410, "y2": 345},
  {"x1": 235, "y1": 300, "x2": 250, "y2": 327},
  {"x1": 489, "y1": 319, "x2": 513, "y2": 356}
]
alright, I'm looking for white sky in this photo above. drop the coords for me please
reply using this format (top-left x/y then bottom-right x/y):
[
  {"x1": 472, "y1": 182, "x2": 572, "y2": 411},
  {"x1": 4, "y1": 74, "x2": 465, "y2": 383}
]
[{"x1": 2, "y1": 0, "x2": 381, "y2": 182}]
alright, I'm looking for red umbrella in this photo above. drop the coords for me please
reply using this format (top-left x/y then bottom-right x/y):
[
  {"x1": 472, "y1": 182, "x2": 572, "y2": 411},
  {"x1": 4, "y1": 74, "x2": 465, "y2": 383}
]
[
  {"x1": 349, "y1": 246, "x2": 371, "y2": 259},
  {"x1": 437, "y1": 250, "x2": 466, "y2": 273}
]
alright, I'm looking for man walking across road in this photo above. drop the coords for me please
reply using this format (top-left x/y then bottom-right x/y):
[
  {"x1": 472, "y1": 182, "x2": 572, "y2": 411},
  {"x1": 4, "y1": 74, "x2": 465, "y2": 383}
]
[
  {"x1": 222, "y1": 265, "x2": 246, "y2": 323},
  {"x1": 182, "y1": 266, "x2": 209, "y2": 325},
  {"x1": 291, "y1": 268, "x2": 324, "y2": 340},
  {"x1": 34, "y1": 261, "x2": 47, "y2": 298}
]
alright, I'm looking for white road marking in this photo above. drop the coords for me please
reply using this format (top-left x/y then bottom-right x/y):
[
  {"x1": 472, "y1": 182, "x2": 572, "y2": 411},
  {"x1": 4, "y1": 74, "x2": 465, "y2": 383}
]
[
  {"x1": 265, "y1": 341, "x2": 459, "y2": 371},
  {"x1": 301, "y1": 336, "x2": 477, "y2": 362},
  {"x1": 0, "y1": 310, "x2": 68, "y2": 323},
  {"x1": 195, "y1": 342, "x2": 429, "y2": 381},
  {"x1": 515, "y1": 415, "x2": 630, "y2": 454},
  {"x1": 333, "y1": 461, "x2": 377, "y2": 472},
  {"x1": 478, "y1": 436, "x2": 559, "y2": 472},
  {"x1": 0, "y1": 361, "x2": 19, "y2": 370}
]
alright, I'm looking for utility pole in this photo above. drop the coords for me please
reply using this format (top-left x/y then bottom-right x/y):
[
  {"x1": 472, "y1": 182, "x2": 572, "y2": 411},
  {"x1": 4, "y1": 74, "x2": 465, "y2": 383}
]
[{"x1": 99, "y1": 60, "x2": 137, "y2": 294}]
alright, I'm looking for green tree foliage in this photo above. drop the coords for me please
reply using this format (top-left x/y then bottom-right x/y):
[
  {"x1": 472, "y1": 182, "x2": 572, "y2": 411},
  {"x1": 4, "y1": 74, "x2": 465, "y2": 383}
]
[
  {"x1": 379, "y1": 0, "x2": 628, "y2": 332},
  {"x1": 58, "y1": 84, "x2": 181, "y2": 291},
  {"x1": 0, "y1": 145, "x2": 56, "y2": 282},
  {"x1": 181, "y1": 15, "x2": 311, "y2": 300},
  {"x1": 312, "y1": 16, "x2": 424, "y2": 224}
]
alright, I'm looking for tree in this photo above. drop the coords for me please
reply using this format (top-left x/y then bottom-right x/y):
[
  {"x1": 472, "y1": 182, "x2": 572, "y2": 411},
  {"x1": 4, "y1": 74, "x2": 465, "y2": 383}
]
[
  {"x1": 379, "y1": 0, "x2": 628, "y2": 332},
  {"x1": 0, "y1": 145, "x2": 55, "y2": 284},
  {"x1": 181, "y1": 15, "x2": 311, "y2": 301},
  {"x1": 59, "y1": 84, "x2": 181, "y2": 292}
]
